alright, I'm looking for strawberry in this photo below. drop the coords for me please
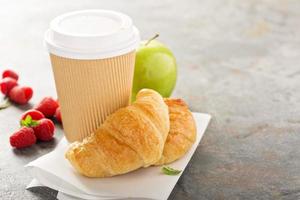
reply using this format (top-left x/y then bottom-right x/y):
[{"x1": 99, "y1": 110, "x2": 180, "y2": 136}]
[
  {"x1": 34, "y1": 97, "x2": 59, "y2": 118},
  {"x1": 2, "y1": 69, "x2": 19, "y2": 81},
  {"x1": 20, "y1": 109, "x2": 45, "y2": 123},
  {"x1": 54, "y1": 107, "x2": 62, "y2": 123},
  {"x1": 9, "y1": 127, "x2": 36, "y2": 148},
  {"x1": 32, "y1": 118, "x2": 55, "y2": 141},
  {"x1": 0, "y1": 77, "x2": 18, "y2": 95},
  {"x1": 9, "y1": 86, "x2": 33, "y2": 104}
]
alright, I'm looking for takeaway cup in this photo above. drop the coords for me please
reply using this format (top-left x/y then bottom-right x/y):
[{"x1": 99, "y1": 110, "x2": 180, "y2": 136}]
[{"x1": 45, "y1": 10, "x2": 140, "y2": 142}]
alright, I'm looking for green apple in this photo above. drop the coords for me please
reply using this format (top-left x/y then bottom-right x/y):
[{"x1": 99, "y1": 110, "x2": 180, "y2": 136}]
[{"x1": 132, "y1": 35, "x2": 177, "y2": 102}]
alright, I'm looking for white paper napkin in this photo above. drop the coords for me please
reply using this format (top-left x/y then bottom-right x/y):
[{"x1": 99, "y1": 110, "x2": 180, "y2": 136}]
[
  {"x1": 27, "y1": 178, "x2": 149, "y2": 200},
  {"x1": 26, "y1": 112, "x2": 211, "y2": 200}
]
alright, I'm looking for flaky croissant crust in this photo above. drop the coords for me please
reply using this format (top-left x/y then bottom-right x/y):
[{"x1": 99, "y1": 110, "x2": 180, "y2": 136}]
[
  {"x1": 65, "y1": 89, "x2": 169, "y2": 177},
  {"x1": 155, "y1": 98, "x2": 197, "y2": 165}
]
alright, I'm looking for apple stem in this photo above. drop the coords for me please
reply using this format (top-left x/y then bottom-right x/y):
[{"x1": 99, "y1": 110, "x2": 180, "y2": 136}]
[{"x1": 145, "y1": 34, "x2": 159, "y2": 46}]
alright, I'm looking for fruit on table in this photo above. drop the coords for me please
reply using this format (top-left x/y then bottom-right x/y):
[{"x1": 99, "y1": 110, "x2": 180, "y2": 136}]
[
  {"x1": 9, "y1": 127, "x2": 36, "y2": 149},
  {"x1": 54, "y1": 107, "x2": 62, "y2": 123},
  {"x1": 0, "y1": 77, "x2": 18, "y2": 95},
  {"x1": 0, "y1": 69, "x2": 33, "y2": 105},
  {"x1": 2, "y1": 69, "x2": 19, "y2": 81},
  {"x1": 34, "y1": 97, "x2": 59, "y2": 118},
  {"x1": 32, "y1": 118, "x2": 55, "y2": 141},
  {"x1": 10, "y1": 108, "x2": 56, "y2": 149},
  {"x1": 2, "y1": 68, "x2": 56, "y2": 148},
  {"x1": 20, "y1": 109, "x2": 45, "y2": 122},
  {"x1": 9, "y1": 86, "x2": 33, "y2": 104},
  {"x1": 132, "y1": 34, "x2": 177, "y2": 101}
]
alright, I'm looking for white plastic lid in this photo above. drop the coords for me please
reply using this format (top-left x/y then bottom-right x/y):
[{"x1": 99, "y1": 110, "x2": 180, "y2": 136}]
[{"x1": 45, "y1": 10, "x2": 140, "y2": 60}]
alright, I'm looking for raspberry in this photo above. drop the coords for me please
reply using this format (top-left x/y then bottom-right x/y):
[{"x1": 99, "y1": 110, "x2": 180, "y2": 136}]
[
  {"x1": 2, "y1": 69, "x2": 19, "y2": 81},
  {"x1": 9, "y1": 86, "x2": 33, "y2": 104},
  {"x1": 34, "y1": 97, "x2": 59, "y2": 118},
  {"x1": 33, "y1": 118, "x2": 55, "y2": 141},
  {"x1": 0, "y1": 77, "x2": 18, "y2": 95},
  {"x1": 9, "y1": 127, "x2": 36, "y2": 148},
  {"x1": 21, "y1": 109, "x2": 45, "y2": 122},
  {"x1": 54, "y1": 107, "x2": 62, "y2": 123}
]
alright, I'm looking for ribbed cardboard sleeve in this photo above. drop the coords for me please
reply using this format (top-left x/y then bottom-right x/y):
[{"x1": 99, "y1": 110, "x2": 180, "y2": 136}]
[{"x1": 50, "y1": 51, "x2": 135, "y2": 142}]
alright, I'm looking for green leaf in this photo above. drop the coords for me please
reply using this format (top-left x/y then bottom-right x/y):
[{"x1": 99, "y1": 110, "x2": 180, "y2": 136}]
[
  {"x1": 20, "y1": 115, "x2": 39, "y2": 127},
  {"x1": 21, "y1": 117, "x2": 30, "y2": 127},
  {"x1": 22, "y1": 115, "x2": 32, "y2": 127},
  {"x1": 0, "y1": 98, "x2": 11, "y2": 110},
  {"x1": 20, "y1": 120, "x2": 27, "y2": 127},
  {"x1": 161, "y1": 166, "x2": 182, "y2": 176},
  {"x1": 30, "y1": 120, "x2": 39, "y2": 127},
  {"x1": 25, "y1": 115, "x2": 32, "y2": 123}
]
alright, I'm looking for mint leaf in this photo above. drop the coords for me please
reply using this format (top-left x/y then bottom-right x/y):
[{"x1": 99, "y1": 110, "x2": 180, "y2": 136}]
[
  {"x1": 161, "y1": 166, "x2": 182, "y2": 176},
  {"x1": 21, "y1": 116, "x2": 30, "y2": 127},
  {"x1": 0, "y1": 98, "x2": 11, "y2": 110},
  {"x1": 20, "y1": 120, "x2": 27, "y2": 127},
  {"x1": 21, "y1": 115, "x2": 39, "y2": 127},
  {"x1": 25, "y1": 115, "x2": 32, "y2": 123},
  {"x1": 22, "y1": 115, "x2": 32, "y2": 127},
  {"x1": 30, "y1": 120, "x2": 39, "y2": 127}
]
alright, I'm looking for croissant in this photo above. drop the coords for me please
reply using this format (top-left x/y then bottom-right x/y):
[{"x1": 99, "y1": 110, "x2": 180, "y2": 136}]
[
  {"x1": 65, "y1": 89, "x2": 170, "y2": 177},
  {"x1": 155, "y1": 98, "x2": 197, "y2": 165}
]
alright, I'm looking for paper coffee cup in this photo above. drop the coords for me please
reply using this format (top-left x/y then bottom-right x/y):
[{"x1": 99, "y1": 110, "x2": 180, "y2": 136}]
[{"x1": 45, "y1": 10, "x2": 140, "y2": 142}]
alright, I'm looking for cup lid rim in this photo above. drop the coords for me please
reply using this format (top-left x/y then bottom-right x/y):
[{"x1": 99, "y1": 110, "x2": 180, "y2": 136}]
[{"x1": 44, "y1": 9, "x2": 140, "y2": 60}]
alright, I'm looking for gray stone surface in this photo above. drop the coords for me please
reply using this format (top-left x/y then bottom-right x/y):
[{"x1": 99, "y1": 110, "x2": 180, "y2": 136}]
[{"x1": 0, "y1": 0, "x2": 300, "y2": 199}]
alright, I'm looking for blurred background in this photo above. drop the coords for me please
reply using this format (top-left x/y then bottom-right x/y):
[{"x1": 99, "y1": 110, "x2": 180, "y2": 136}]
[{"x1": 0, "y1": 0, "x2": 300, "y2": 199}]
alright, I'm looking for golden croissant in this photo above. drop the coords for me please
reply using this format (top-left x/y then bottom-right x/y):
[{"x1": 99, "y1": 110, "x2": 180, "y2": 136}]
[
  {"x1": 155, "y1": 98, "x2": 197, "y2": 165},
  {"x1": 65, "y1": 89, "x2": 170, "y2": 177}
]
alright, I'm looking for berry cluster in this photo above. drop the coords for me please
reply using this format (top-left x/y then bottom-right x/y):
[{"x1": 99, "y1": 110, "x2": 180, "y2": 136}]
[
  {"x1": 0, "y1": 69, "x2": 63, "y2": 149},
  {"x1": 9, "y1": 97, "x2": 62, "y2": 149},
  {"x1": 0, "y1": 69, "x2": 33, "y2": 104}
]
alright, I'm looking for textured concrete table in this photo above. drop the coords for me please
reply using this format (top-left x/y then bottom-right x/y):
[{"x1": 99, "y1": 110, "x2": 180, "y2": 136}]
[{"x1": 1, "y1": 0, "x2": 300, "y2": 199}]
